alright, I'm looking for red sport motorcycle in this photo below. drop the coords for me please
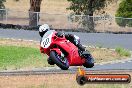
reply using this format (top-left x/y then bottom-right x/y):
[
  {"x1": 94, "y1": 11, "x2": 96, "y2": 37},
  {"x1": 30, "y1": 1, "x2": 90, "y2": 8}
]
[{"x1": 40, "y1": 30, "x2": 94, "y2": 70}]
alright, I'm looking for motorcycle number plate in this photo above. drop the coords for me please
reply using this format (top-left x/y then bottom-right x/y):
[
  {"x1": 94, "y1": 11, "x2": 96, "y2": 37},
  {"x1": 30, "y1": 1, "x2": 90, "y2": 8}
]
[{"x1": 41, "y1": 33, "x2": 52, "y2": 48}]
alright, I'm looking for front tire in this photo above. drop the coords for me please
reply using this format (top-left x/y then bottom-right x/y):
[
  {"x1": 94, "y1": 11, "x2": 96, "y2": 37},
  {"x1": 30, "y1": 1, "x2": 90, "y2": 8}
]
[{"x1": 50, "y1": 51, "x2": 69, "y2": 70}]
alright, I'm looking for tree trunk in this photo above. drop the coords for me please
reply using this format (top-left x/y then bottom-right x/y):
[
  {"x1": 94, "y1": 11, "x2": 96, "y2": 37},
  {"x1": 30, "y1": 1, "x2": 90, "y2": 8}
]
[
  {"x1": 29, "y1": 0, "x2": 42, "y2": 27},
  {"x1": 84, "y1": 0, "x2": 95, "y2": 32},
  {"x1": 86, "y1": 13, "x2": 95, "y2": 32}
]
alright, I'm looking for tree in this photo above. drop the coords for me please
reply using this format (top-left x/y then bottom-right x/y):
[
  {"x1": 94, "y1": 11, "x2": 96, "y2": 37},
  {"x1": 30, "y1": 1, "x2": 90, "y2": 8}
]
[
  {"x1": 29, "y1": 0, "x2": 42, "y2": 27},
  {"x1": 0, "y1": 0, "x2": 5, "y2": 9},
  {"x1": 115, "y1": 0, "x2": 132, "y2": 27},
  {"x1": 13, "y1": 0, "x2": 42, "y2": 27},
  {"x1": 67, "y1": 0, "x2": 115, "y2": 32},
  {"x1": 0, "y1": 0, "x2": 6, "y2": 19}
]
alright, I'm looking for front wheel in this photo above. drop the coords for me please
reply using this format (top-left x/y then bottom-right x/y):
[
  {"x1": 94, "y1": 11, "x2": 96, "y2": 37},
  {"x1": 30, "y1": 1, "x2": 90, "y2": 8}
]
[{"x1": 50, "y1": 51, "x2": 69, "y2": 70}]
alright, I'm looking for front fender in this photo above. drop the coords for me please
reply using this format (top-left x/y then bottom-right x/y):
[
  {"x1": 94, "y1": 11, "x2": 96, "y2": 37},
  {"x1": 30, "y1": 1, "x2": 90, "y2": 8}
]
[{"x1": 50, "y1": 48, "x2": 61, "y2": 55}]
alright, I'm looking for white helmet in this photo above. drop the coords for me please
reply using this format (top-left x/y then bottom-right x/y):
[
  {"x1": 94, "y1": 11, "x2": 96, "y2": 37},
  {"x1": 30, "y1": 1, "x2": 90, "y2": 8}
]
[{"x1": 39, "y1": 24, "x2": 50, "y2": 37}]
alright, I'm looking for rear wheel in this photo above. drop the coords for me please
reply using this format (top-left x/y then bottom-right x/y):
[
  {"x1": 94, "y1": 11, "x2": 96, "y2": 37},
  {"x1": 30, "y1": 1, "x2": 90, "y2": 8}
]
[{"x1": 50, "y1": 51, "x2": 69, "y2": 70}]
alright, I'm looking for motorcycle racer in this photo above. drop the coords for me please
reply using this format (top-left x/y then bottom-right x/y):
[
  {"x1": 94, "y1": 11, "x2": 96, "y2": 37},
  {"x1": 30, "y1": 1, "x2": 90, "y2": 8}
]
[
  {"x1": 39, "y1": 24, "x2": 94, "y2": 67},
  {"x1": 39, "y1": 24, "x2": 86, "y2": 53}
]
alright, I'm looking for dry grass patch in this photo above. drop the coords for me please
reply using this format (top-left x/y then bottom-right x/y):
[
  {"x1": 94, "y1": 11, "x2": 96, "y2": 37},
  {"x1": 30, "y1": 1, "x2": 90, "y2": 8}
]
[
  {"x1": 0, "y1": 38, "x2": 39, "y2": 48},
  {"x1": 88, "y1": 47, "x2": 130, "y2": 63},
  {"x1": 4, "y1": 0, "x2": 70, "y2": 14},
  {"x1": 0, "y1": 71, "x2": 131, "y2": 88}
]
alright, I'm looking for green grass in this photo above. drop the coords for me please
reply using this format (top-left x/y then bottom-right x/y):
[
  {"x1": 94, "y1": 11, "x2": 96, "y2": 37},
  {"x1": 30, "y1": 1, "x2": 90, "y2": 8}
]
[
  {"x1": 0, "y1": 45, "x2": 49, "y2": 70},
  {"x1": 115, "y1": 47, "x2": 131, "y2": 57},
  {"x1": 0, "y1": 39, "x2": 131, "y2": 70}
]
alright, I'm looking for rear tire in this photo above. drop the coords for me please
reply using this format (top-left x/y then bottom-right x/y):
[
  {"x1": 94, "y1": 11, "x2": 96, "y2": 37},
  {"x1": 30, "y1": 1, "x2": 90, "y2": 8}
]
[{"x1": 50, "y1": 51, "x2": 69, "y2": 70}]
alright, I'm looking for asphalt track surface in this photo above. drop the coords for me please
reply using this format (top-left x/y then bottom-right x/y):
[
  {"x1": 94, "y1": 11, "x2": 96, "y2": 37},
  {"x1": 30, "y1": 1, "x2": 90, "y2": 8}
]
[
  {"x1": 0, "y1": 68, "x2": 132, "y2": 76},
  {"x1": 0, "y1": 29, "x2": 132, "y2": 50},
  {"x1": 0, "y1": 29, "x2": 132, "y2": 75}
]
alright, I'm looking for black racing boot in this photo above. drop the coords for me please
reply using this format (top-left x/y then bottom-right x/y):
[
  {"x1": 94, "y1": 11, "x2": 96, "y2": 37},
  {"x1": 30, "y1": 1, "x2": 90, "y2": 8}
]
[
  {"x1": 77, "y1": 44, "x2": 94, "y2": 68},
  {"x1": 77, "y1": 44, "x2": 90, "y2": 57},
  {"x1": 77, "y1": 44, "x2": 86, "y2": 51},
  {"x1": 78, "y1": 49, "x2": 91, "y2": 58}
]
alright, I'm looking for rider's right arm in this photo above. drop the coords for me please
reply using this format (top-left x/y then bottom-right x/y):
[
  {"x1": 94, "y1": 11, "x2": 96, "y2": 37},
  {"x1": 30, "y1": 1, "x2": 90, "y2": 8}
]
[
  {"x1": 40, "y1": 37, "x2": 44, "y2": 53},
  {"x1": 40, "y1": 37, "x2": 42, "y2": 44},
  {"x1": 40, "y1": 46, "x2": 44, "y2": 53}
]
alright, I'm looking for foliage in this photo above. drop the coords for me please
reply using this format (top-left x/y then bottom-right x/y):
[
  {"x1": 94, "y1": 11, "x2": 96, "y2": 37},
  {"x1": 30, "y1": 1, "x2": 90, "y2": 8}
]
[
  {"x1": 67, "y1": 0, "x2": 115, "y2": 32},
  {"x1": 115, "y1": 0, "x2": 132, "y2": 27},
  {"x1": 67, "y1": 0, "x2": 115, "y2": 15},
  {"x1": 0, "y1": 0, "x2": 6, "y2": 18},
  {"x1": 14, "y1": 0, "x2": 19, "y2": 1},
  {"x1": 0, "y1": 0, "x2": 5, "y2": 9},
  {"x1": 115, "y1": 47, "x2": 131, "y2": 57}
]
